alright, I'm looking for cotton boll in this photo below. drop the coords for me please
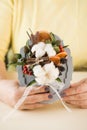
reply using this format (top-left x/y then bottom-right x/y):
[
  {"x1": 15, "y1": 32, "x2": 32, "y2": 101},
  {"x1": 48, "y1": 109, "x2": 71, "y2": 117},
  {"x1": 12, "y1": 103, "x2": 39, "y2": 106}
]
[
  {"x1": 52, "y1": 68, "x2": 59, "y2": 79},
  {"x1": 44, "y1": 72, "x2": 58, "y2": 84},
  {"x1": 45, "y1": 44, "x2": 56, "y2": 57},
  {"x1": 31, "y1": 44, "x2": 38, "y2": 53},
  {"x1": 49, "y1": 62, "x2": 59, "y2": 76},
  {"x1": 31, "y1": 42, "x2": 45, "y2": 52},
  {"x1": 33, "y1": 62, "x2": 59, "y2": 85},
  {"x1": 45, "y1": 73, "x2": 55, "y2": 84},
  {"x1": 48, "y1": 62, "x2": 59, "y2": 80},
  {"x1": 43, "y1": 62, "x2": 59, "y2": 83},
  {"x1": 37, "y1": 42, "x2": 45, "y2": 49},
  {"x1": 49, "y1": 62, "x2": 59, "y2": 77},
  {"x1": 43, "y1": 62, "x2": 57, "y2": 74},
  {"x1": 31, "y1": 42, "x2": 46, "y2": 58},
  {"x1": 48, "y1": 48, "x2": 56, "y2": 57},
  {"x1": 33, "y1": 65, "x2": 45, "y2": 77},
  {"x1": 35, "y1": 76, "x2": 47, "y2": 85},
  {"x1": 36, "y1": 49, "x2": 45, "y2": 58}
]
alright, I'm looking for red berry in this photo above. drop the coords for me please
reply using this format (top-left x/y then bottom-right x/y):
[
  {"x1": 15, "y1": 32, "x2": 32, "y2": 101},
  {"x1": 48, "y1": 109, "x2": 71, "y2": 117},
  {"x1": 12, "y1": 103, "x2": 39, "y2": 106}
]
[
  {"x1": 23, "y1": 68, "x2": 27, "y2": 71},
  {"x1": 59, "y1": 45, "x2": 64, "y2": 52},
  {"x1": 24, "y1": 70, "x2": 27, "y2": 74},
  {"x1": 23, "y1": 65, "x2": 27, "y2": 69},
  {"x1": 22, "y1": 65, "x2": 33, "y2": 75}
]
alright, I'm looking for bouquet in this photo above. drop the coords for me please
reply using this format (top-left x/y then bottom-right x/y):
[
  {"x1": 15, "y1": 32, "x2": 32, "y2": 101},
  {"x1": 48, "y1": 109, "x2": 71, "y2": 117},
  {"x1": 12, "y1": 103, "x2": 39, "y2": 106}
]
[{"x1": 11, "y1": 30, "x2": 73, "y2": 110}]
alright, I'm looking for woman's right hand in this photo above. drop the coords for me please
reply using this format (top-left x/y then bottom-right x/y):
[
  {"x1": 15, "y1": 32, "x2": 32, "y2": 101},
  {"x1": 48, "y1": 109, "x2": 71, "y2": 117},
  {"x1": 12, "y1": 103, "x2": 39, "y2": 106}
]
[{"x1": 0, "y1": 80, "x2": 52, "y2": 110}]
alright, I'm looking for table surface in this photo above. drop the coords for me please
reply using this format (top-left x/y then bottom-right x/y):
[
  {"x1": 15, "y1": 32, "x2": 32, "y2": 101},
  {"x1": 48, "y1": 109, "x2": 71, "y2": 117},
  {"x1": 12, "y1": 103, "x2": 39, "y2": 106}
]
[{"x1": 0, "y1": 72, "x2": 87, "y2": 130}]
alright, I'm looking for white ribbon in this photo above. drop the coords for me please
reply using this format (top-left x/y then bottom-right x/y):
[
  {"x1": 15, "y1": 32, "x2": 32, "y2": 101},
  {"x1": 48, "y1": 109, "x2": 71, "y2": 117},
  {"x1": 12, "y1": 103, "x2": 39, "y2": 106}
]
[
  {"x1": 1, "y1": 85, "x2": 34, "y2": 123},
  {"x1": 1, "y1": 83, "x2": 71, "y2": 124},
  {"x1": 48, "y1": 84, "x2": 72, "y2": 112}
]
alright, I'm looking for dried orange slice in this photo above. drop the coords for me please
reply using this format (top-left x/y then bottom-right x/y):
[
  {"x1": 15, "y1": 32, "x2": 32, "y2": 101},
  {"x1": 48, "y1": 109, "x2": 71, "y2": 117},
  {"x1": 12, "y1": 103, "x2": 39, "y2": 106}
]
[
  {"x1": 49, "y1": 56, "x2": 60, "y2": 65},
  {"x1": 56, "y1": 52, "x2": 67, "y2": 58}
]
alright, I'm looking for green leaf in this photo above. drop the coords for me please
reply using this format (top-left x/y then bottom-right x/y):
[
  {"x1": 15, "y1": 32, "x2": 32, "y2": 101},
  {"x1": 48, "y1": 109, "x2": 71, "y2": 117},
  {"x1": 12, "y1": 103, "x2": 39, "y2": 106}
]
[
  {"x1": 54, "y1": 46, "x2": 60, "y2": 53},
  {"x1": 56, "y1": 78, "x2": 62, "y2": 82},
  {"x1": 26, "y1": 39, "x2": 32, "y2": 46},
  {"x1": 8, "y1": 62, "x2": 24, "y2": 67},
  {"x1": 45, "y1": 39, "x2": 51, "y2": 43},
  {"x1": 16, "y1": 62, "x2": 24, "y2": 65},
  {"x1": 14, "y1": 54, "x2": 22, "y2": 59},
  {"x1": 29, "y1": 65, "x2": 34, "y2": 70},
  {"x1": 27, "y1": 52, "x2": 31, "y2": 57},
  {"x1": 26, "y1": 40, "x2": 31, "y2": 48},
  {"x1": 27, "y1": 80, "x2": 36, "y2": 87},
  {"x1": 63, "y1": 45, "x2": 69, "y2": 48},
  {"x1": 50, "y1": 32, "x2": 56, "y2": 43},
  {"x1": 55, "y1": 40, "x2": 61, "y2": 46},
  {"x1": 24, "y1": 46, "x2": 30, "y2": 54},
  {"x1": 7, "y1": 63, "x2": 16, "y2": 67}
]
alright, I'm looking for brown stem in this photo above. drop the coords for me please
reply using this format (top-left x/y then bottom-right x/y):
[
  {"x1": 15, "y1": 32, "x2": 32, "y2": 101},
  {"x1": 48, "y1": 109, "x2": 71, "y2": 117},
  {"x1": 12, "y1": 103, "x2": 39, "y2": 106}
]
[{"x1": 26, "y1": 57, "x2": 49, "y2": 64}]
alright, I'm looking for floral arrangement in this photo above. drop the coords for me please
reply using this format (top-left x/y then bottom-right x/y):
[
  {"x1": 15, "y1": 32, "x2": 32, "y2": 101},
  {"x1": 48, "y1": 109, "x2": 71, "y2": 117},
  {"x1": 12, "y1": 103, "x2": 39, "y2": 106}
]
[
  {"x1": 11, "y1": 31, "x2": 68, "y2": 87},
  {"x1": 9, "y1": 30, "x2": 73, "y2": 112}
]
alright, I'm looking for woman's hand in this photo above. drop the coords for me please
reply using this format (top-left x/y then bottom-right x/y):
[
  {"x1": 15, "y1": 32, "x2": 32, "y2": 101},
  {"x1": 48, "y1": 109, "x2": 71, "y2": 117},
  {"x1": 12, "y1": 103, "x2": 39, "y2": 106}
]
[
  {"x1": 61, "y1": 78, "x2": 87, "y2": 109},
  {"x1": 0, "y1": 80, "x2": 52, "y2": 110}
]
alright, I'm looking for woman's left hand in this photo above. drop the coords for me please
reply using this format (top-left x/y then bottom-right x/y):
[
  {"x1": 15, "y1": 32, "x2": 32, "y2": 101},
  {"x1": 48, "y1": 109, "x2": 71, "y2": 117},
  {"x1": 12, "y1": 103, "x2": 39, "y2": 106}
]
[{"x1": 61, "y1": 78, "x2": 87, "y2": 109}]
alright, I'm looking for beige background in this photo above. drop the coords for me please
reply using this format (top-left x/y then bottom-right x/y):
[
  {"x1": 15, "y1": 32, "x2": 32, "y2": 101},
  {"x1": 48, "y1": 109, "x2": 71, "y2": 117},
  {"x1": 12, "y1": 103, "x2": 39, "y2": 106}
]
[
  {"x1": 0, "y1": 72, "x2": 87, "y2": 130},
  {"x1": 0, "y1": 0, "x2": 87, "y2": 69}
]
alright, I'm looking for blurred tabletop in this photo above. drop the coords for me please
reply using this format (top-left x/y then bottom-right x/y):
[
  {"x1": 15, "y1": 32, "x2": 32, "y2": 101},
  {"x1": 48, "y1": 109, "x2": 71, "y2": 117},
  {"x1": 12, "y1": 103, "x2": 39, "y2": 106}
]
[{"x1": 0, "y1": 71, "x2": 87, "y2": 130}]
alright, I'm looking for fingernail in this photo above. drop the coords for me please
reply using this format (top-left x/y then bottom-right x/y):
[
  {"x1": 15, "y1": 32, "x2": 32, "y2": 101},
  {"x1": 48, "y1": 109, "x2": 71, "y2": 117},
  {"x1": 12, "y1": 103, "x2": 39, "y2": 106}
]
[
  {"x1": 48, "y1": 94, "x2": 53, "y2": 99},
  {"x1": 60, "y1": 92, "x2": 66, "y2": 97},
  {"x1": 45, "y1": 86, "x2": 50, "y2": 92}
]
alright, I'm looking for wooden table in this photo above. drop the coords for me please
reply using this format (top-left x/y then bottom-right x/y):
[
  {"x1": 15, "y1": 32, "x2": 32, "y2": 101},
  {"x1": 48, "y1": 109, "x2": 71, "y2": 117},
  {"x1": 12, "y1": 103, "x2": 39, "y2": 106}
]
[{"x1": 0, "y1": 72, "x2": 87, "y2": 130}]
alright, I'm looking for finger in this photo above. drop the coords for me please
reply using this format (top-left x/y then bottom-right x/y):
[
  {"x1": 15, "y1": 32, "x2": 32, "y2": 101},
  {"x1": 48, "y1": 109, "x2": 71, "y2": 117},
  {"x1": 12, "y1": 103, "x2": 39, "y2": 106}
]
[
  {"x1": 63, "y1": 92, "x2": 87, "y2": 101},
  {"x1": 19, "y1": 103, "x2": 46, "y2": 110},
  {"x1": 62, "y1": 82, "x2": 87, "y2": 96},
  {"x1": 79, "y1": 105, "x2": 87, "y2": 109},
  {"x1": 18, "y1": 85, "x2": 50, "y2": 98},
  {"x1": 24, "y1": 93, "x2": 53, "y2": 104},
  {"x1": 29, "y1": 86, "x2": 50, "y2": 95},
  {"x1": 70, "y1": 78, "x2": 87, "y2": 88},
  {"x1": 65, "y1": 100, "x2": 87, "y2": 107}
]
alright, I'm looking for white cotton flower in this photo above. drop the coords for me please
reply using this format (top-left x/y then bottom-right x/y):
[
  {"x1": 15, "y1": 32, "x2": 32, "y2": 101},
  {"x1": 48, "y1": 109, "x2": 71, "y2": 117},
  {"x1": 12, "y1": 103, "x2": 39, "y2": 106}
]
[
  {"x1": 33, "y1": 62, "x2": 59, "y2": 85},
  {"x1": 35, "y1": 76, "x2": 47, "y2": 85},
  {"x1": 45, "y1": 44, "x2": 56, "y2": 57},
  {"x1": 31, "y1": 42, "x2": 56, "y2": 58},
  {"x1": 43, "y1": 62, "x2": 59, "y2": 82},
  {"x1": 35, "y1": 49, "x2": 45, "y2": 58},
  {"x1": 31, "y1": 42, "x2": 46, "y2": 58},
  {"x1": 33, "y1": 65, "x2": 45, "y2": 77},
  {"x1": 31, "y1": 42, "x2": 45, "y2": 52}
]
